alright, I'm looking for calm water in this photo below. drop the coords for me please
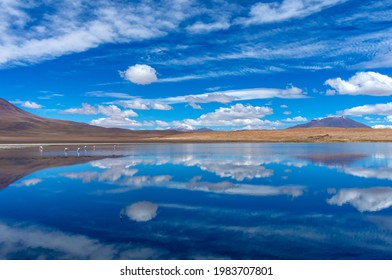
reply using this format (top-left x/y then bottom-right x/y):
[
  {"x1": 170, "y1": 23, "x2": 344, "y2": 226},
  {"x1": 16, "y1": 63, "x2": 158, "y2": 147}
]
[{"x1": 1, "y1": 143, "x2": 392, "y2": 259}]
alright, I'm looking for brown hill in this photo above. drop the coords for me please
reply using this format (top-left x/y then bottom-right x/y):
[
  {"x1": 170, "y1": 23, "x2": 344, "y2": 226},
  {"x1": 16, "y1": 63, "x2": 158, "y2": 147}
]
[{"x1": 0, "y1": 97, "x2": 179, "y2": 143}]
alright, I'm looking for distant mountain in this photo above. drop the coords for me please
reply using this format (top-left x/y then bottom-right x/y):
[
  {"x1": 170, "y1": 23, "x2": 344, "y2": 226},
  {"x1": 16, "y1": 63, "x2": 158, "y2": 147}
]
[
  {"x1": 288, "y1": 116, "x2": 370, "y2": 129},
  {"x1": 0, "y1": 97, "x2": 179, "y2": 143}
]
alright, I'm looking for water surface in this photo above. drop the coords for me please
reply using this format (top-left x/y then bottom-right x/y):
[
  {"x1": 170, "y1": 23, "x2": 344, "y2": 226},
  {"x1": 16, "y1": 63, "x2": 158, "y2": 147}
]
[{"x1": 1, "y1": 143, "x2": 392, "y2": 259}]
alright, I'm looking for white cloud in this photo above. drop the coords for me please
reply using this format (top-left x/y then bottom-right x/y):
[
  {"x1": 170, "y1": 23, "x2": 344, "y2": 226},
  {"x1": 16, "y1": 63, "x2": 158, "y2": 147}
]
[
  {"x1": 63, "y1": 103, "x2": 137, "y2": 117},
  {"x1": 125, "y1": 201, "x2": 158, "y2": 222},
  {"x1": 119, "y1": 64, "x2": 158, "y2": 85},
  {"x1": 116, "y1": 99, "x2": 172, "y2": 111},
  {"x1": 357, "y1": 52, "x2": 392, "y2": 69},
  {"x1": 283, "y1": 111, "x2": 292, "y2": 115},
  {"x1": 328, "y1": 187, "x2": 392, "y2": 212},
  {"x1": 98, "y1": 105, "x2": 137, "y2": 118},
  {"x1": 14, "y1": 178, "x2": 42, "y2": 187},
  {"x1": 342, "y1": 167, "x2": 392, "y2": 180},
  {"x1": 0, "y1": 0, "x2": 195, "y2": 67},
  {"x1": 158, "y1": 68, "x2": 269, "y2": 83},
  {"x1": 341, "y1": 102, "x2": 392, "y2": 116},
  {"x1": 178, "y1": 103, "x2": 273, "y2": 128},
  {"x1": 21, "y1": 101, "x2": 42, "y2": 109},
  {"x1": 325, "y1": 72, "x2": 392, "y2": 96},
  {"x1": 239, "y1": 0, "x2": 346, "y2": 25},
  {"x1": 63, "y1": 103, "x2": 142, "y2": 128},
  {"x1": 38, "y1": 93, "x2": 63, "y2": 100},
  {"x1": 0, "y1": 220, "x2": 161, "y2": 259},
  {"x1": 161, "y1": 86, "x2": 307, "y2": 107},
  {"x1": 150, "y1": 103, "x2": 172, "y2": 110},
  {"x1": 63, "y1": 103, "x2": 99, "y2": 115},
  {"x1": 372, "y1": 125, "x2": 392, "y2": 129},
  {"x1": 187, "y1": 176, "x2": 305, "y2": 197},
  {"x1": 186, "y1": 21, "x2": 230, "y2": 34},
  {"x1": 86, "y1": 91, "x2": 133, "y2": 99},
  {"x1": 12, "y1": 100, "x2": 43, "y2": 109},
  {"x1": 280, "y1": 104, "x2": 288, "y2": 108},
  {"x1": 90, "y1": 118, "x2": 143, "y2": 128},
  {"x1": 283, "y1": 116, "x2": 307, "y2": 122}
]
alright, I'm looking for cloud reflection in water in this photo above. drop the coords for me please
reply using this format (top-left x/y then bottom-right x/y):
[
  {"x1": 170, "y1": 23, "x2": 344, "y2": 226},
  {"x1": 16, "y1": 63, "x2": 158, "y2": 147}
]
[{"x1": 328, "y1": 187, "x2": 392, "y2": 212}]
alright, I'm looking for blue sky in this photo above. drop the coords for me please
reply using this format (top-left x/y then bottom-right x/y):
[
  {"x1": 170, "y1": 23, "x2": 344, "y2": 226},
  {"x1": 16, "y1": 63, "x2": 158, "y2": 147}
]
[{"x1": 1, "y1": 0, "x2": 392, "y2": 130}]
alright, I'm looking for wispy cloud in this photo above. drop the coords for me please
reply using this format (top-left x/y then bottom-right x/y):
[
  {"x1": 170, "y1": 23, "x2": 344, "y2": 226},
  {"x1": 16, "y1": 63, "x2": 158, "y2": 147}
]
[
  {"x1": 237, "y1": 0, "x2": 346, "y2": 25},
  {"x1": 38, "y1": 93, "x2": 64, "y2": 100},
  {"x1": 0, "y1": 0, "x2": 196, "y2": 67},
  {"x1": 86, "y1": 91, "x2": 133, "y2": 99},
  {"x1": 160, "y1": 86, "x2": 307, "y2": 106}
]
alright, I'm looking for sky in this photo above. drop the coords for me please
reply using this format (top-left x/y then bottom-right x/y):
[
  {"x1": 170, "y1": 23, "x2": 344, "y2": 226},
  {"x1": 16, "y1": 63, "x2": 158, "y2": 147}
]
[{"x1": 1, "y1": 0, "x2": 392, "y2": 130}]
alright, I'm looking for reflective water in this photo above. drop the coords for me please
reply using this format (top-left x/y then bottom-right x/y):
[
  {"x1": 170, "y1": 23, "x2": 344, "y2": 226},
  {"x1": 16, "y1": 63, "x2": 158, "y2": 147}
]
[{"x1": 1, "y1": 143, "x2": 392, "y2": 259}]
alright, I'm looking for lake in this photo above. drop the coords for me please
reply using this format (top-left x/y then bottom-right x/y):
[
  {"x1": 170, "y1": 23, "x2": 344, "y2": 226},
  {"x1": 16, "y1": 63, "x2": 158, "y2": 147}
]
[{"x1": 1, "y1": 143, "x2": 392, "y2": 259}]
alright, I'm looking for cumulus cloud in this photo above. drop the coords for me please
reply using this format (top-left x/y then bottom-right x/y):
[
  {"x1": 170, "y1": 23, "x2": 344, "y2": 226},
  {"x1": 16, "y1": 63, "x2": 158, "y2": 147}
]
[
  {"x1": 341, "y1": 102, "x2": 392, "y2": 116},
  {"x1": 14, "y1": 178, "x2": 42, "y2": 187},
  {"x1": 98, "y1": 105, "x2": 137, "y2": 118},
  {"x1": 239, "y1": 0, "x2": 345, "y2": 25},
  {"x1": 12, "y1": 100, "x2": 43, "y2": 109},
  {"x1": 62, "y1": 103, "x2": 99, "y2": 115},
  {"x1": 175, "y1": 103, "x2": 274, "y2": 128},
  {"x1": 325, "y1": 72, "x2": 392, "y2": 96},
  {"x1": 150, "y1": 103, "x2": 172, "y2": 110},
  {"x1": 90, "y1": 118, "x2": 143, "y2": 128},
  {"x1": 62, "y1": 103, "x2": 142, "y2": 128},
  {"x1": 328, "y1": 187, "x2": 392, "y2": 212},
  {"x1": 372, "y1": 125, "x2": 392, "y2": 129},
  {"x1": 115, "y1": 99, "x2": 172, "y2": 111},
  {"x1": 125, "y1": 201, "x2": 158, "y2": 222},
  {"x1": 283, "y1": 116, "x2": 307, "y2": 122},
  {"x1": 120, "y1": 64, "x2": 158, "y2": 85},
  {"x1": 185, "y1": 93, "x2": 236, "y2": 109},
  {"x1": 21, "y1": 101, "x2": 42, "y2": 109}
]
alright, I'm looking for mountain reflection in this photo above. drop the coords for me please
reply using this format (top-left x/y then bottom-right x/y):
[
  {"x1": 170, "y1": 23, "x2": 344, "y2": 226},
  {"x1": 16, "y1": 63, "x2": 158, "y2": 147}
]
[
  {"x1": 0, "y1": 154, "x2": 118, "y2": 190},
  {"x1": 296, "y1": 153, "x2": 367, "y2": 167}
]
